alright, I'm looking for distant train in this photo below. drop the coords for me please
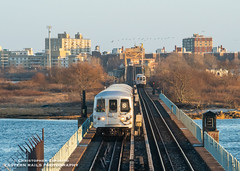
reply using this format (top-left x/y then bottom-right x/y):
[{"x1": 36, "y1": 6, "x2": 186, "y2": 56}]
[
  {"x1": 128, "y1": 61, "x2": 134, "y2": 66},
  {"x1": 135, "y1": 74, "x2": 146, "y2": 87},
  {"x1": 93, "y1": 84, "x2": 133, "y2": 135}
]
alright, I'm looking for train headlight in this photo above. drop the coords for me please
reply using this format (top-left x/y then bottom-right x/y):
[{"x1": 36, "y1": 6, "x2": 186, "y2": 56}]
[
  {"x1": 120, "y1": 117, "x2": 126, "y2": 122},
  {"x1": 101, "y1": 117, "x2": 105, "y2": 121}
]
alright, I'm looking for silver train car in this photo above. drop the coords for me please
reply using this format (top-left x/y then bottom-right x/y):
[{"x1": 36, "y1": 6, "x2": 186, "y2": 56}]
[
  {"x1": 135, "y1": 74, "x2": 146, "y2": 87},
  {"x1": 93, "y1": 84, "x2": 133, "y2": 135}
]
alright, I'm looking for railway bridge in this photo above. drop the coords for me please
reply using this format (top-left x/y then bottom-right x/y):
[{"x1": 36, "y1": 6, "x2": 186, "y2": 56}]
[
  {"x1": 39, "y1": 86, "x2": 240, "y2": 171},
  {"x1": 12, "y1": 66, "x2": 240, "y2": 171}
]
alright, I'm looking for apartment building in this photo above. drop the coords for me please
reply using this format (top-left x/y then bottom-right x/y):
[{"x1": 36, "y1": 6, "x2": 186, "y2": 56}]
[
  {"x1": 112, "y1": 48, "x2": 123, "y2": 54},
  {"x1": 0, "y1": 47, "x2": 48, "y2": 69},
  {"x1": 183, "y1": 34, "x2": 213, "y2": 54},
  {"x1": 212, "y1": 45, "x2": 227, "y2": 53},
  {"x1": 8, "y1": 48, "x2": 33, "y2": 68},
  {"x1": 156, "y1": 47, "x2": 166, "y2": 54},
  {"x1": 45, "y1": 32, "x2": 91, "y2": 58},
  {"x1": 11, "y1": 48, "x2": 34, "y2": 56},
  {"x1": 0, "y1": 31, "x2": 91, "y2": 69},
  {"x1": 0, "y1": 48, "x2": 10, "y2": 69},
  {"x1": 7, "y1": 48, "x2": 47, "y2": 68},
  {"x1": 60, "y1": 53, "x2": 90, "y2": 67},
  {"x1": 173, "y1": 45, "x2": 186, "y2": 53}
]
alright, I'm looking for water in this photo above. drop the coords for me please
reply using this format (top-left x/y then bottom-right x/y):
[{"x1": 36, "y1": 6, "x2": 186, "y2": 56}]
[
  {"x1": 1, "y1": 119, "x2": 239, "y2": 169},
  {"x1": 195, "y1": 119, "x2": 240, "y2": 161},
  {"x1": 0, "y1": 119, "x2": 77, "y2": 170}
]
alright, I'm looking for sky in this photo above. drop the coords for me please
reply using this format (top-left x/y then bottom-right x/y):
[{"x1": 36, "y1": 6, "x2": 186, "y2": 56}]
[{"x1": 0, "y1": 0, "x2": 240, "y2": 53}]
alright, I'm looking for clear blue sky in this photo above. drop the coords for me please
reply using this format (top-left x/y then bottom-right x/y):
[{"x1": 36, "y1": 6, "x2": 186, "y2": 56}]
[{"x1": 0, "y1": 0, "x2": 239, "y2": 53}]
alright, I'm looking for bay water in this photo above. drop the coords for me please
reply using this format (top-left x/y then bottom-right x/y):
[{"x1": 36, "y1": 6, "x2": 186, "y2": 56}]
[
  {"x1": 0, "y1": 119, "x2": 77, "y2": 170},
  {"x1": 195, "y1": 119, "x2": 240, "y2": 161},
  {"x1": 0, "y1": 118, "x2": 239, "y2": 169}
]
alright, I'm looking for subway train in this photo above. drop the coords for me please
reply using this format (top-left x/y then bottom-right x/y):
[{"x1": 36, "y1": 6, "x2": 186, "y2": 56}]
[
  {"x1": 128, "y1": 61, "x2": 134, "y2": 66},
  {"x1": 135, "y1": 74, "x2": 146, "y2": 87},
  {"x1": 93, "y1": 84, "x2": 133, "y2": 135}
]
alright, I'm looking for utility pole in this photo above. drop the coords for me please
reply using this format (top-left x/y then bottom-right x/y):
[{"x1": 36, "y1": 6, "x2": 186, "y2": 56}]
[
  {"x1": 47, "y1": 26, "x2": 52, "y2": 68},
  {"x1": 141, "y1": 43, "x2": 144, "y2": 74}
]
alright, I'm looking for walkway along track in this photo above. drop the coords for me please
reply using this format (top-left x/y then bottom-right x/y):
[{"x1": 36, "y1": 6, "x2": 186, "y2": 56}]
[
  {"x1": 138, "y1": 88, "x2": 194, "y2": 171},
  {"x1": 89, "y1": 136, "x2": 126, "y2": 171}
]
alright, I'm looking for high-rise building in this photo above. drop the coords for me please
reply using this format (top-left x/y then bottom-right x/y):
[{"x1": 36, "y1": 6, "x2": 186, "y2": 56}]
[
  {"x1": 45, "y1": 32, "x2": 91, "y2": 59},
  {"x1": 182, "y1": 34, "x2": 212, "y2": 54}
]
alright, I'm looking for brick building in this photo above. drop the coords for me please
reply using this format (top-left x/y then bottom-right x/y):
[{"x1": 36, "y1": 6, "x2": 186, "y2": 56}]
[{"x1": 183, "y1": 34, "x2": 213, "y2": 54}]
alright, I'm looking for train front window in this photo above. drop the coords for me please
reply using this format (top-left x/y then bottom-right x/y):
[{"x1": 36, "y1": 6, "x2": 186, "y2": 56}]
[
  {"x1": 121, "y1": 99, "x2": 130, "y2": 112},
  {"x1": 96, "y1": 99, "x2": 105, "y2": 112},
  {"x1": 140, "y1": 77, "x2": 142, "y2": 81},
  {"x1": 109, "y1": 100, "x2": 117, "y2": 112},
  {"x1": 143, "y1": 77, "x2": 146, "y2": 81}
]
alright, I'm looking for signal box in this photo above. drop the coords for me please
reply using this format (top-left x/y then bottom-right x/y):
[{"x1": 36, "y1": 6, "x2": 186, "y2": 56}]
[{"x1": 202, "y1": 111, "x2": 219, "y2": 142}]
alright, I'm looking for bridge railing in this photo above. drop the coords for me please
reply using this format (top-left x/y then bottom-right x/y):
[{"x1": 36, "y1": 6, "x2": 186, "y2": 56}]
[
  {"x1": 42, "y1": 115, "x2": 93, "y2": 171},
  {"x1": 159, "y1": 93, "x2": 240, "y2": 171},
  {"x1": 160, "y1": 94, "x2": 202, "y2": 143},
  {"x1": 204, "y1": 131, "x2": 240, "y2": 171}
]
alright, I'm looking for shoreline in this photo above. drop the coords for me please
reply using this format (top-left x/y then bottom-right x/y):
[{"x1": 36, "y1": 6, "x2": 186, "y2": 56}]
[
  {"x1": 0, "y1": 114, "x2": 91, "y2": 120},
  {"x1": 183, "y1": 108, "x2": 240, "y2": 120},
  {"x1": 0, "y1": 101, "x2": 94, "y2": 120},
  {"x1": 0, "y1": 115, "x2": 80, "y2": 120},
  {"x1": 1, "y1": 99, "x2": 240, "y2": 120},
  {"x1": 1, "y1": 111, "x2": 240, "y2": 120}
]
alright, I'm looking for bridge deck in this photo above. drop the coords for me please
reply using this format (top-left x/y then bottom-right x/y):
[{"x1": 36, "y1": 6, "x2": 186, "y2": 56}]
[
  {"x1": 60, "y1": 128, "x2": 96, "y2": 171},
  {"x1": 146, "y1": 88, "x2": 224, "y2": 171}
]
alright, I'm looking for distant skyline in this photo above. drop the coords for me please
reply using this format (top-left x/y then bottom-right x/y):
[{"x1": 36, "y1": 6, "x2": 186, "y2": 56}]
[{"x1": 0, "y1": 0, "x2": 240, "y2": 53}]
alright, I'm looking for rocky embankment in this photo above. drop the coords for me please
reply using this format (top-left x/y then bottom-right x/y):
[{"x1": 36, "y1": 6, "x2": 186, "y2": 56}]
[{"x1": 184, "y1": 108, "x2": 240, "y2": 120}]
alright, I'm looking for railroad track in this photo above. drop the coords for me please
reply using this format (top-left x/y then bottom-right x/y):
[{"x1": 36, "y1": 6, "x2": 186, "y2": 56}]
[
  {"x1": 89, "y1": 136, "x2": 126, "y2": 171},
  {"x1": 138, "y1": 88, "x2": 194, "y2": 171}
]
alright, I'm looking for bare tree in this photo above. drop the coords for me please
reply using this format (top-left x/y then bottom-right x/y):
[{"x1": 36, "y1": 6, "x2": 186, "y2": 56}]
[
  {"x1": 66, "y1": 62, "x2": 105, "y2": 97},
  {"x1": 152, "y1": 53, "x2": 240, "y2": 108},
  {"x1": 203, "y1": 54, "x2": 218, "y2": 68},
  {"x1": 32, "y1": 72, "x2": 46, "y2": 85},
  {"x1": 50, "y1": 67, "x2": 66, "y2": 84}
]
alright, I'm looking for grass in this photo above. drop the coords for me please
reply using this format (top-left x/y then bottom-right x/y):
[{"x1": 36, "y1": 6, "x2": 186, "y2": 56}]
[{"x1": 0, "y1": 79, "x2": 99, "y2": 119}]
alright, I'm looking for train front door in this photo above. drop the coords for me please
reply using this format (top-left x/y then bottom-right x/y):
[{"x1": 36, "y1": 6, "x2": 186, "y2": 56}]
[{"x1": 107, "y1": 99, "x2": 118, "y2": 125}]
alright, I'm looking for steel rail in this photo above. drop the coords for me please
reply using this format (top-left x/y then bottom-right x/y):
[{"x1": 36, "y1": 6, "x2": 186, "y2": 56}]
[
  {"x1": 89, "y1": 140, "x2": 104, "y2": 171},
  {"x1": 89, "y1": 136, "x2": 126, "y2": 171},
  {"x1": 108, "y1": 137, "x2": 125, "y2": 171},
  {"x1": 118, "y1": 136, "x2": 126, "y2": 171},
  {"x1": 143, "y1": 88, "x2": 194, "y2": 171},
  {"x1": 139, "y1": 89, "x2": 166, "y2": 171},
  {"x1": 108, "y1": 139, "x2": 118, "y2": 171},
  {"x1": 129, "y1": 110, "x2": 135, "y2": 171},
  {"x1": 139, "y1": 93, "x2": 154, "y2": 171},
  {"x1": 139, "y1": 88, "x2": 175, "y2": 171}
]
